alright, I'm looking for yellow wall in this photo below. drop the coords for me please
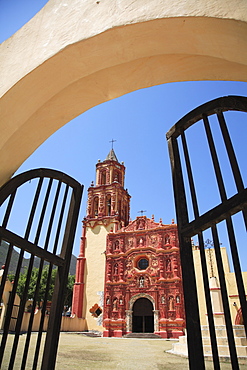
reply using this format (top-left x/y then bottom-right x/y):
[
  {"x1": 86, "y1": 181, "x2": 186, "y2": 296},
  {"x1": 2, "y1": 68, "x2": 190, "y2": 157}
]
[
  {"x1": 193, "y1": 247, "x2": 247, "y2": 326},
  {"x1": 84, "y1": 222, "x2": 114, "y2": 331}
]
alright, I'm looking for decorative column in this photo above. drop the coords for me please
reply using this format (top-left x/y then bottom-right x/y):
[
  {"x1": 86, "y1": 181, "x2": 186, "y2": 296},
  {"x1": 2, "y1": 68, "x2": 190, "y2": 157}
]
[
  {"x1": 209, "y1": 276, "x2": 225, "y2": 325},
  {"x1": 159, "y1": 255, "x2": 165, "y2": 281},
  {"x1": 72, "y1": 220, "x2": 86, "y2": 318},
  {"x1": 125, "y1": 310, "x2": 132, "y2": 333}
]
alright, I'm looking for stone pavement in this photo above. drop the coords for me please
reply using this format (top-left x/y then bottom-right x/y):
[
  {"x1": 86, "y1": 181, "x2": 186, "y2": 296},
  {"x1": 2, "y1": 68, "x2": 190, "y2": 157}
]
[{"x1": 56, "y1": 334, "x2": 247, "y2": 370}]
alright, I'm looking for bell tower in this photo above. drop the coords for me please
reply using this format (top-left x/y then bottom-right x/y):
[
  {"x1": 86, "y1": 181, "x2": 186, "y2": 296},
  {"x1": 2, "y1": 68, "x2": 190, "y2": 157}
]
[
  {"x1": 72, "y1": 148, "x2": 130, "y2": 331},
  {"x1": 87, "y1": 149, "x2": 130, "y2": 228}
]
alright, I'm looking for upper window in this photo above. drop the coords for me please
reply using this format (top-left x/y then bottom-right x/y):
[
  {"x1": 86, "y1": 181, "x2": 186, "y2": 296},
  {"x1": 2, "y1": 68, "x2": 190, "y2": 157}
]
[{"x1": 137, "y1": 258, "x2": 149, "y2": 270}]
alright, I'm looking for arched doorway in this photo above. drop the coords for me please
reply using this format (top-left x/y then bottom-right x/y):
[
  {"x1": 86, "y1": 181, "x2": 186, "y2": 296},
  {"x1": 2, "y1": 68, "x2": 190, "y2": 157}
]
[{"x1": 132, "y1": 298, "x2": 154, "y2": 333}]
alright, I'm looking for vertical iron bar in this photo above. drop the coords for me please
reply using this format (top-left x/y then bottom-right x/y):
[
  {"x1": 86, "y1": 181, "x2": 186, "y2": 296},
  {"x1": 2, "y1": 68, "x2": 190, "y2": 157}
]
[
  {"x1": 217, "y1": 111, "x2": 247, "y2": 230},
  {"x1": 0, "y1": 178, "x2": 43, "y2": 368},
  {"x1": 33, "y1": 184, "x2": 69, "y2": 369},
  {"x1": 41, "y1": 184, "x2": 83, "y2": 370},
  {"x1": 181, "y1": 132, "x2": 199, "y2": 218},
  {"x1": 21, "y1": 259, "x2": 44, "y2": 370},
  {"x1": 217, "y1": 111, "x2": 244, "y2": 192},
  {"x1": 24, "y1": 178, "x2": 44, "y2": 240},
  {"x1": 0, "y1": 249, "x2": 24, "y2": 368},
  {"x1": 203, "y1": 114, "x2": 227, "y2": 202},
  {"x1": 0, "y1": 243, "x2": 13, "y2": 302},
  {"x1": 33, "y1": 178, "x2": 53, "y2": 245},
  {"x1": 52, "y1": 184, "x2": 70, "y2": 255},
  {"x1": 181, "y1": 127, "x2": 220, "y2": 368},
  {"x1": 44, "y1": 180, "x2": 61, "y2": 251},
  {"x1": 0, "y1": 192, "x2": 17, "y2": 301},
  {"x1": 206, "y1": 112, "x2": 247, "y2": 335},
  {"x1": 8, "y1": 178, "x2": 48, "y2": 368},
  {"x1": 225, "y1": 216, "x2": 247, "y2": 336},
  {"x1": 22, "y1": 181, "x2": 62, "y2": 369},
  {"x1": 198, "y1": 232, "x2": 220, "y2": 370},
  {"x1": 8, "y1": 255, "x2": 35, "y2": 369},
  {"x1": 32, "y1": 263, "x2": 54, "y2": 370},
  {"x1": 167, "y1": 136, "x2": 205, "y2": 370},
  {"x1": 212, "y1": 224, "x2": 239, "y2": 370}
]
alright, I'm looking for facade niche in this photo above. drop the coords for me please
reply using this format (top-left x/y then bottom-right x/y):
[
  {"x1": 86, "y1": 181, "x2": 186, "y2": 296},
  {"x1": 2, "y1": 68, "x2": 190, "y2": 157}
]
[
  {"x1": 106, "y1": 194, "x2": 111, "y2": 216},
  {"x1": 101, "y1": 171, "x2": 106, "y2": 185},
  {"x1": 93, "y1": 197, "x2": 99, "y2": 217}
]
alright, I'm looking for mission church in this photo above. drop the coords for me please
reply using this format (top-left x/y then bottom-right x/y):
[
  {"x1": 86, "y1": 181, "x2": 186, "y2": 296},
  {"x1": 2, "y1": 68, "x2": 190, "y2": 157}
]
[{"x1": 72, "y1": 148, "x2": 185, "y2": 338}]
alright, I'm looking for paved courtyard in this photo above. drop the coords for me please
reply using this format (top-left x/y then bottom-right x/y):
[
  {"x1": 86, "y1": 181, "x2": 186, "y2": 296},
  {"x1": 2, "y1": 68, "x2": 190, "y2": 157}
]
[
  {"x1": 56, "y1": 334, "x2": 247, "y2": 370},
  {"x1": 3, "y1": 333, "x2": 247, "y2": 369}
]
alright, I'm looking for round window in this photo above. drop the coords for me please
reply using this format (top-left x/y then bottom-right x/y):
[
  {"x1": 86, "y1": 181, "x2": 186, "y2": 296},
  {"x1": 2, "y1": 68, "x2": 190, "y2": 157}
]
[{"x1": 138, "y1": 258, "x2": 149, "y2": 270}]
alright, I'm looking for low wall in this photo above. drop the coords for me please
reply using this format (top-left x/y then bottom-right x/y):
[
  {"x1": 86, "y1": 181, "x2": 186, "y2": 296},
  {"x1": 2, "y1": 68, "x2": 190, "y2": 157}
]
[{"x1": 20, "y1": 310, "x2": 86, "y2": 332}]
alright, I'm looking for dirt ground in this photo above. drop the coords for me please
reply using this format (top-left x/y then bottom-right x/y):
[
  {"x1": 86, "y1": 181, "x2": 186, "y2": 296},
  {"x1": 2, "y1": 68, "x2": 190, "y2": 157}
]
[
  {"x1": 56, "y1": 334, "x2": 247, "y2": 370},
  {"x1": 2, "y1": 333, "x2": 247, "y2": 369}
]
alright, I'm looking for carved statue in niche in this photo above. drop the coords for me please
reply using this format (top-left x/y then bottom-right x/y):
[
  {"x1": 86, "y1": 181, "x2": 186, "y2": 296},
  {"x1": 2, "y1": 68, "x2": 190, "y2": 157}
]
[
  {"x1": 125, "y1": 259, "x2": 133, "y2": 279},
  {"x1": 161, "y1": 295, "x2": 165, "y2": 304},
  {"x1": 138, "y1": 218, "x2": 145, "y2": 230},
  {"x1": 114, "y1": 263, "x2": 118, "y2": 275},
  {"x1": 139, "y1": 276, "x2": 145, "y2": 288},
  {"x1": 165, "y1": 234, "x2": 170, "y2": 244},
  {"x1": 138, "y1": 237, "x2": 144, "y2": 246},
  {"x1": 176, "y1": 295, "x2": 180, "y2": 303},
  {"x1": 119, "y1": 297, "x2": 123, "y2": 305},
  {"x1": 113, "y1": 298, "x2": 118, "y2": 311},
  {"x1": 114, "y1": 240, "x2": 119, "y2": 251},
  {"x1": 106, "y1": 297, "x2": 110, "y2": 305},
  {"x1": 166, "y1": 259, "x2": 171, "y2": 271},
  {"x1": 145, "y1": 276, "x2": 150, "y2": 288},
  {"x1": 168, "y1": 296, "x2": 175, "y2": 311},
  {"x1": 127, "y1": 238, "x2": 133, "y2": 250},
  {"x1": 150, "y1": 234, "x2": 157, "y2": 246}
]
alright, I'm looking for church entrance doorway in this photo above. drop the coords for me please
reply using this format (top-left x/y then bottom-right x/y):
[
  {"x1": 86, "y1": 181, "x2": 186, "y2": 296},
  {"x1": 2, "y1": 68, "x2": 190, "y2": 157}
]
[{"x1": 132, "y1": 298, "x2": 154, "y2": 333}]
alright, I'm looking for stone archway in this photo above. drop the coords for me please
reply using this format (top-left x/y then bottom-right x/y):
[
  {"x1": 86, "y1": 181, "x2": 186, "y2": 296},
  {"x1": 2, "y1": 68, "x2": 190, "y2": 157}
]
[
  {"x1": 126, "y1": 293, "x2": 159, "y2": 333},
  {"x1": 0, "y1": 0, "x2": 247, "y2": 186}
]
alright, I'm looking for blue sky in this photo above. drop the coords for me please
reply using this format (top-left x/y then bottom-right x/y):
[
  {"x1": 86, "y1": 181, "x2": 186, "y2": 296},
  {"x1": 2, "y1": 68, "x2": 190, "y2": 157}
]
[{"x1": 1, "y1": 0, "x2": 247, "y2": 267}]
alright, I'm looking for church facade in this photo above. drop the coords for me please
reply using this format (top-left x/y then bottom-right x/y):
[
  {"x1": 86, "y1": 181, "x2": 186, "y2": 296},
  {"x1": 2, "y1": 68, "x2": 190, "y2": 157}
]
[
  {"x1": 103, "y1": 216, "x2": 185, "y2": 338},
  {"x1": 72, "y1": 149, "x2": 185, "y2": 337}
]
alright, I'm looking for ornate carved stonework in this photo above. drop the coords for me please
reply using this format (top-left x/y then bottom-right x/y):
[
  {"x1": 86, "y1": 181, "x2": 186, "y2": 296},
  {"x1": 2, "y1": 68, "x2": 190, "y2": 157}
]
[{"x1": 103, "y1": 216, "x2": 185, "y2": 338}]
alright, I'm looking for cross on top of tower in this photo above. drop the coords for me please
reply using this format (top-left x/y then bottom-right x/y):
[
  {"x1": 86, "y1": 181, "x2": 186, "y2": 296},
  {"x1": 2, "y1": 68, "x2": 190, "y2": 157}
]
[
  {"x1": 109, "y1": 139, "x2": 116, "y2": 150},
  {"x1": 138, "y1": 210, "x2": 147, "y2": 216}
]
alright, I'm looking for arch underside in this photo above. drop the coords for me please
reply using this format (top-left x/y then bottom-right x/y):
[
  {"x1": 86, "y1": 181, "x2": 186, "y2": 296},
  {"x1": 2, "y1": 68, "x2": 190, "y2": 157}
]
[{"x1": 0, "y1": 10, "x2": 247, "y2": 186}]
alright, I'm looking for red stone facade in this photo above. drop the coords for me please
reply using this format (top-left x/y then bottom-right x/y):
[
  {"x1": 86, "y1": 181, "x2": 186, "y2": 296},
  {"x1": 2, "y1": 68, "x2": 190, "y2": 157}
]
[
  {"x1": 103, "y1": 216, "x2": 185, "y2": 338},
  {"x1": 72, "y1": 149, "x2": 185, "y2": 338}
]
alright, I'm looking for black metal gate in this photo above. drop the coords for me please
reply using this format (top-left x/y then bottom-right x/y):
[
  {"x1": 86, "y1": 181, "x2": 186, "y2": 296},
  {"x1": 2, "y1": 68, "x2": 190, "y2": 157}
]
[
  {"x1": 166, "y1": 96, "x2": 247, "y2": 370},
  {"x1": 0, "y1": 168, "x2": 83, "y2": 369}
]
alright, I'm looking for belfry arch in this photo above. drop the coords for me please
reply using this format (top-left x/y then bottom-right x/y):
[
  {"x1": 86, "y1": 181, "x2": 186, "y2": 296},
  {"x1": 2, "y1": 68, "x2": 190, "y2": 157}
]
[{"x1": 0, "y1": 0, "x2": 247, "y2": 186}]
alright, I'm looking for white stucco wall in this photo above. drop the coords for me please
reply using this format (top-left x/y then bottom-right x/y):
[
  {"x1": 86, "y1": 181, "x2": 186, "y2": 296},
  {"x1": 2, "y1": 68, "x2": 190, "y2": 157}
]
[{"x1": 0, "y1": 0, "x2": 247, "y2": 186}]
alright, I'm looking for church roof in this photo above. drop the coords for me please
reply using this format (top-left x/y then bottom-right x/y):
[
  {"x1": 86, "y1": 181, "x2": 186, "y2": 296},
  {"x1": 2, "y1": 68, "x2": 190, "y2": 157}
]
[{"x1": 105, "y1": 149, "x2": 118, "y2": 162}]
